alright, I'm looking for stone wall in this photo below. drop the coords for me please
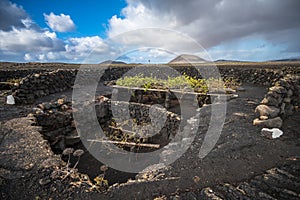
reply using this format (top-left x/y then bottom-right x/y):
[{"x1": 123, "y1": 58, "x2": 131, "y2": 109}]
[
  {"x1": 0, "y1": 69, "x2": 49, "y2": 82},
  {"x1": 171, "y1": 65, "x2": 299, "y2": 86},
  {"x1": 109, "y1": 100, "x2": 180, "y2": 145},
  {"x1": 6, "y1": 64, "x2": 300, "y2": 105},
  {"x1": 100, "y1": 65, "x2": 299, "y2": 86},
  {"x1": 253, "y1": 74, "x2": 300, "y2": 128},
  {"x1": 32, "y1": 97, "x2": 77, "y2": 152},
  {"x1": 32, "y1": 95, "x2": 181, "y2": 151},
  {"x1": 12, "y1": 69, "x2": 76, "y2": 104},
  {"x1": 0, "y1": 82, "x2": 15, "y2": 90}
]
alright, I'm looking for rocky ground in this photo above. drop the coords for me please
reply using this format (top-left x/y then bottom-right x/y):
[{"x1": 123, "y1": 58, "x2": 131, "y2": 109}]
[{"x1": 0, "y1": 82, "x2": 299, "y2": 199}]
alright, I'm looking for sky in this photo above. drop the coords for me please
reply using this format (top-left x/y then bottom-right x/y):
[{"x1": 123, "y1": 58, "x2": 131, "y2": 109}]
[{"x1": 0, "y1": 0, "x2": 300, "y2": 63}]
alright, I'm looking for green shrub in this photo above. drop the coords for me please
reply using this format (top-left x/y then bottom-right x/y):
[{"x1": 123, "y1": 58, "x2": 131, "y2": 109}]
[{"x1": 115, "y1": 74, "x2": 239, "y2": 94}]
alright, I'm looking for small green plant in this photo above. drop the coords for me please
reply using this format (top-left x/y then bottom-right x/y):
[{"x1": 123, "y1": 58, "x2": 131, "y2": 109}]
[
  {"x1": 94, "y1": 175, "x2": 108, "y2": 188},
  {"x1": 116, "y1": 73, "x2": 211, "y2": 93},
  {"x1": 116, "y1": 73, "x2": 240, "y2": 94}
]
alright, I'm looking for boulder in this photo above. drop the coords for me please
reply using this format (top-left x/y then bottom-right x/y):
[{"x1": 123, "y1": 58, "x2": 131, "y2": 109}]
[
  {"x1": 253, "y1": 117, "x2": 283, "y2": 128},
  {"x1": 255, "y1": 105, "x2": 280, "y2": 118}
]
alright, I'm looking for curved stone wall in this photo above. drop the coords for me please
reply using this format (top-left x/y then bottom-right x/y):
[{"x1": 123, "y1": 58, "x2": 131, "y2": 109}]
[
  {"x1": 5, "y1": 65, "x2": 299, "y2": 105},
  {"x1": 253, "y1": 74, "x2": 300, "y2": 128}
]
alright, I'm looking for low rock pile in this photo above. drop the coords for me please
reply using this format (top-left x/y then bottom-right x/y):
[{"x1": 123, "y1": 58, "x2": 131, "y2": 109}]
[
  {"x1": 12, "y1": 69, "x2": 76, "y2": 104},
  {"x1": 253, "y1": 74, "x2": 300, "y2": 128},
  {"x1": 31, "y1": 96, "x2": 78, "y2": 151}
]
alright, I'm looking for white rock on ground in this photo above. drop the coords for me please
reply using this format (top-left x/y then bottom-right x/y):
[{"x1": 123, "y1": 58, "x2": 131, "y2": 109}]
[
  {"x1": 6, "y1": 95, "x2": 15, "y2": 105},
  {"x1": 261, "y1": 128, "x2": 283, "y2": 139}
]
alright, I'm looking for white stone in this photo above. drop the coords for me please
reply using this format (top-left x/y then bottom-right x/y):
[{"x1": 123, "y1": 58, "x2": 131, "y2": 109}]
[
  {"x1": 261, "y1": 128, "x2": 283, "y2": 139},
  {"x1": 6, "y1": 95, "x2": 15, "y2": 105}
]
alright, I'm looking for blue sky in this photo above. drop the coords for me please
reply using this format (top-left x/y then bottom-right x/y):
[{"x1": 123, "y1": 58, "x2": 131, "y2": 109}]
[
  {"x1": 13, "y1": 0, "x2": 126, "y2": 38},
  {"x1": 1, "y1": 0, "x2": 300, "y2": 63}
]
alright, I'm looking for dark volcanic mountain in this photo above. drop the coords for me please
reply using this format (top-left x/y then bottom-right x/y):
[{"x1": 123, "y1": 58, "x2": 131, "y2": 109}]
[
  {"x1": 168, "y1": 54, "x2": 208, "y2": 64},
  {"x1": 100, "y1": 60, "x2": 127, "y2": 65}
]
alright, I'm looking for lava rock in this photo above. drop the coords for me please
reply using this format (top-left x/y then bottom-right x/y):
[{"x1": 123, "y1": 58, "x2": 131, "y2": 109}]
[
  {"x1": 255, "y1": 104, "x2": 280, "y2": 118},
  {"x1": 253, "y1": 117, "x2": 283, "y2": 128},
  {"x1": 261, "y1": 94, "x2": 282, "y2": 107},
  {"x1": 269, "y1": 86, "x2": 287, "y2": 94}
]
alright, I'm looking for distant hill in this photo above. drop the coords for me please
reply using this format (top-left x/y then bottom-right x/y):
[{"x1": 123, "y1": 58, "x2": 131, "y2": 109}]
[
  {"x1": 215, "y1": 58, "x2": 300, "y2": 63},
  {"x1": 168, "y1": 54, "x2": 208, "y2": 64},
  {"x1": 268, "y1": 58, "x2": 300, "y2": 62},
  {"x1": 214, "y1": 59, "x2": 244, "y2": 63},
  {"x1": 100, "y1": 60, "x2": 127, "y2": 65}
]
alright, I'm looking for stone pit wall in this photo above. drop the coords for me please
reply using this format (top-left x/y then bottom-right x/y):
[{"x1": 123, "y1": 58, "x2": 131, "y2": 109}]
[
  {"x1": 74, "y1": 99, "x2": 181, "y2": 146},
  {"x1": 5, "y1": 65, "x2": 299, "y2": 104},
  {"x1": 110, "y1": 101, "x2": 180, "y2": 145},
  {"x1": 32, "y1": 96, "x2": 181, "y2": 151}
]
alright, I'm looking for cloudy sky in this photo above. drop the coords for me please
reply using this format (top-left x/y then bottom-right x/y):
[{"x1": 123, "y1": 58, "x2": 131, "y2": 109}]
[{"x1": 0, "y1": 0, "x2": 300, "y2": 63}]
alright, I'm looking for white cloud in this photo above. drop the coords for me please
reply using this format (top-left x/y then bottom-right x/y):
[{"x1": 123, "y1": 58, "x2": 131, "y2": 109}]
[
  {"x1": 108, "y1": 3, "x2": 177, "y2": 37},
  {"x1": 64, "y1": 36, "x2": 111, "y2": 62},
  {"x1": 1, "y1": 0, "x2": 300, "y2": 63},
  {"x1": 22, "y1": 36, "x2": 112, "y2": 63},
  {"x1": 0, "y1": 1, "x2": 67, "y2": 62},
  {"x1": 44, "y1": 12, "x2": 76, "y2": 32},
  {"x1": 38, "y1": 54, "x2": 45, "y2": 61},
  {"x1": 24, "y1": 53, "x2": 32, "y2": 61},
  {"x1": 0, "y1": 27, "x2": 64, "y2": 52},
  {"x1": 66, "y1": 36, "x2": 107, "y2": 54},
  {"x1": 107, "y1": 0, "x2": 300, "y2": 60}
]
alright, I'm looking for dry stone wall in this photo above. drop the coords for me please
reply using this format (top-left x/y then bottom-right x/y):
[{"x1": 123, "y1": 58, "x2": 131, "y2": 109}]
[
  {"x1": 32, "y1": 95, "x2": 181, "y2": 151},
  {"x1": 6, "y1": 65, "x2": 300, "y2": 105},
  {"x1": 12, "y1": 69, "x2": 76, "y2": 104},
  {"x1": 218, "y1": 66, "x2": 299, "y2": 86},
  {"x1": 253, "y1": 74, "x2": 300, "y2": 128},
  {"x1": 0, "y1": 69, "x2": 49, "y2": 82}
]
